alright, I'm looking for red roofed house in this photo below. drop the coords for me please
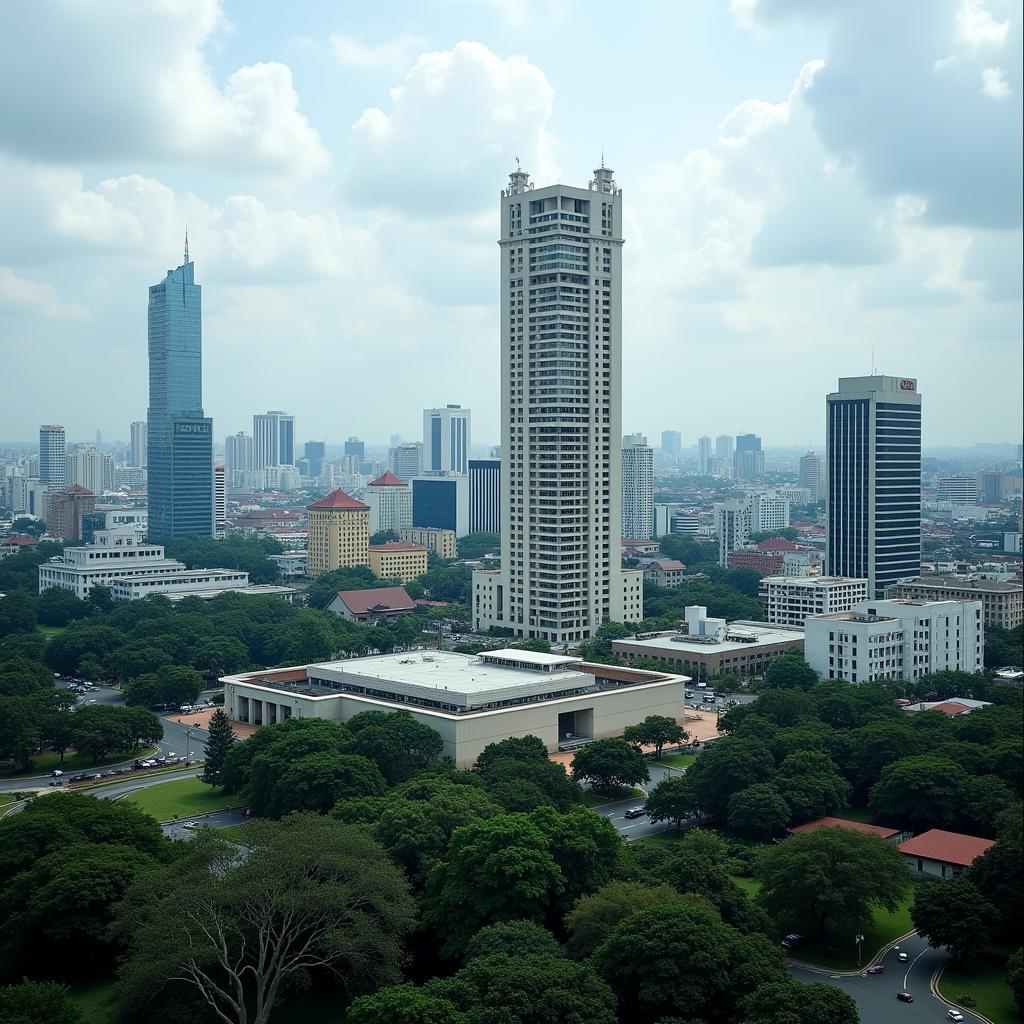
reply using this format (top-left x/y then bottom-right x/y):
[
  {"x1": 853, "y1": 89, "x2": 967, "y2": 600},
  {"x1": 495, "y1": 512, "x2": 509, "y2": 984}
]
[
  {"x1": 788, "y1": 817, "x2": 905, "y2": 841},
  {"x1": 365, "y1": 471, "x2": 412, "y2": 536},
  {"x1": 0, "y1": 534, "x2": 40, "y2": 559},
  {"x1": 326, "y1": 586, "x2": 417, "y2": 623},
  {"x1": 897, "y1": 829, "x2": 996, "y2": 878},
  {"x1": 306, "y1": 489, "x2": 370, "y2": 576},
  {"x1": 643, "y1": 559, "x2": 688, "y2": 588}
]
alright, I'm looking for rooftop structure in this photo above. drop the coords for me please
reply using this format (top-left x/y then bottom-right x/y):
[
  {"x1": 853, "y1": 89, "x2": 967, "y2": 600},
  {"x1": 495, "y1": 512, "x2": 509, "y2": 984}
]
[
  {"x1": 789, "y1": 817, "x2": 903, "y2": 840},
  {"x1": 759, "y1": 575, "x2": 869, "y2": 628},
  {"x1": 886, "y1": 575, "x2": 1022, "y2": 629},
  {"x1": 326, "y1": 586, "x2": 416, "y2": 621},
  {"x1": 898, "y1": 829, "x2": 995, "y2": 876}
]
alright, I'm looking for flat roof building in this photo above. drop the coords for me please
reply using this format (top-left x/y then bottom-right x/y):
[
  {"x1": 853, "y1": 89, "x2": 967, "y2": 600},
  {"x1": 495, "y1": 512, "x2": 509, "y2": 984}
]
[
  {"x1": 760, "y1": 575, "x2": 870, "y2": 628},
  {"x1": 886, "y1": 575, "x2": 1022, "y2": 629},
  {"x1": 368, "y1": 542, "x2": 428, "y2": 583},
  {"x1": 221, "y1": 648, "x2": 687, "y2": 768}
]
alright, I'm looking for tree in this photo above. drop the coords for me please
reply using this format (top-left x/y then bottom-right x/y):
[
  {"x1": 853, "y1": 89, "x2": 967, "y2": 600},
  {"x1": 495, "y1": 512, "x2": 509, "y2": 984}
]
[
  {"x1": 269, "y1": 752, "x2": 386, "y2": 817},
  {"x1": 0, "y1": 980, "x2": 83, "y2": 1024},
  {"x1": 475, "y1": 735, "x2": 549, "y2": 772},
  {"x1": 36, "y1": 588, "x2": 90, "y2": 627},
  {"x1": 565, "y1": 881, "x2": 695, "y2": 959},
  {"x1": 456, "y1": 532, "x2": 501, "y2": 560},
  {"x1": 114, "y1": 815, "x2": 417, "y2": 1024},
  {"x1": 868, "y1": 754, "x2": 970, "y2": 831},
  {"x1": 623, "y1": 715, "x2": 688, "y2": 760},
  {"x1": 971, "y1": 803, "x2": 1024, "y2": 944},
  {"x1": 645, "y1": 775, "x2": 701, "y2": 829},
  {"x1": 463, "y1": 920, "x2": 565, "y2": 963},
  {"x1": 422, "y1": 814, "x2": 566, "y2": 957},
  {"x1": 756, "y1": 827, "x2": 908, "y2": 939},
  {"x1": 845, "y1": 720, "x2": 921, "y2": 795},
  {"x1": 684, "y1": 736, "x2": 775, "y2": 819},
  {"x1": 727, "y1": 784, "x2": 790, "y2": 840},
  {"x1": 124, "y1": 665, "x2": 204, "y2": 708},
  {"x1": 578, "y1": 622, "x2": 632, "y2": 662},
  {"x1": 0, "y1": 698, "x2": 41, "y2": 770},
  {"x1": 1009, "y1": 947, "x2": 1024, "y2": 1014},
  {"x1": 774, "y1": 750, "x2": 850, "y2": 825},
  {"x1": 761, "y1": 655, "x2": 819, "y2": 692},
  {"x1": 911, "y1": 877, "x2": 997, "y2": 963},
  {"x1": 570, "y1": 739, "x2": 649, "y2": 796},
  {"x1": 124, "y1": 706, "x2": 163, "y2": 750},
  {"x1": 0, "y1": 592, "x2": 37, "y2": 638},
  {"x1": 736, "y1": 979, "x2": 859, "y2": 1024},
  {"x1": 592, "y1": 902, "x2": 786, "y2": 1024},
  {"x1": 348, "y1": 985, "x2": 464, "y2": 1024},
  {"x1": 347, "y1": 709, "x2": 444, "y2": 785},
  {"x1": 70, "y1": 704, "x2": 132, "y2": 763},
  {"x1": 201, "y1": 708, "x2": 236, "y2": 785}
]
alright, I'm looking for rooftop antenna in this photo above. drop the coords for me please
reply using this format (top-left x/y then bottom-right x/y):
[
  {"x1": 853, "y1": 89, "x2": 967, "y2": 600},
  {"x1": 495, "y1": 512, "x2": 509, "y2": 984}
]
[
  {"x1": 184, "y1": 227, "x2": 190, "y2": 265},
  {"x1": 601, "y1": 144, "x2": 605, "y2": 169}
]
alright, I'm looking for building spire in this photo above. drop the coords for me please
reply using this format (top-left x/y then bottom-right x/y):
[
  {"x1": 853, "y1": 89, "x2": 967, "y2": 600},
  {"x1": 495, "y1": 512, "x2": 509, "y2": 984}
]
[{"x1": 184, "y1": 227, "x2": 190, "y2": 265}]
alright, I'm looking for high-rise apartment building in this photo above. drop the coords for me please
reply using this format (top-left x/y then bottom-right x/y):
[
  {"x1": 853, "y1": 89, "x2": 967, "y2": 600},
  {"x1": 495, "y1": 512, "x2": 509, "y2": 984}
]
[
  {"x1": 621, "y1": 433, "x2": 654, "y2": 541},
  {"x1": 130, "y1": 421, "x2": 147, "y2": 469},
  {"x1": 472, "y1": 163, "x2": 643, "y2": 643},
  {"x1": 661, "y1": 430, "x2": 681, "y2": 458},
  {"x1": 364, "y1": 471, "x2": 413, "y2": 535},
  {"x1": 469, "y1": 458, "x2": 501, "y2": 534},
  {"x1": 253, "y1": 411, "x2": 295, "y2": 469},
  {"x1": 146, "y1": 246, "x2": 213, "y2": 541},
  {"x1": 389, "y1": 442, "x2": 423, "y2": 482},
  {"x1": 750, "y1": 492, "x2": 790, "y2": 534},
  {"x1": 697, "y1": 436, "x2": 712, "y2": 475},
  {"x1": 734, "y1": 434, "x2": 764, "y2": 481},
  {"x1": 45, "y1": 485, "x2": 96, "y2": 542},
  {"x1": 799, "y1": 451, "x2": 823, "y2": 501},
  {"x1": 715, "y1": 435, "x2": 734, "y2": 461},
  {"x1": 68, "y1": 443, "x2": 114, "y2": 495},
  {"x1": 225, "y1": 432, "x2": 254, "y2": 484},
  {"x1": 39, "y1": 425, "x2": 67, "y2": 490},
  {"x1": 826, "y1": 375, "x2": 922, "y2": 598},
  {"x1": 213, "y1": 465, "x2": 226, "y2": 537},
  {"x1": 936, "y1": 475, "x2": 980, "y2": 504},
  {"x1": 715, "y1": 499, "x2": 752, "y2": 567},
  {"x1": 304, "y1": 441, "x2": 326, "y2": 478},
  {"x1": 306, "y1": 489, "x2": 370, "y2": 576},
  {"x1": 343, "y1": 437, "x2": 365, "y2": 463},
  {"x1": 423, "y1": 406, "x2": 470, "y2": 476}
]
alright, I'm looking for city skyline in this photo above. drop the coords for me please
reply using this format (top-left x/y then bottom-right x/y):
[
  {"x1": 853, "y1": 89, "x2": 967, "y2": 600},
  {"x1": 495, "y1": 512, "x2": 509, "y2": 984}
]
[{"x1": 0, "y1": 1, "x2": 1020, "y2": 446}]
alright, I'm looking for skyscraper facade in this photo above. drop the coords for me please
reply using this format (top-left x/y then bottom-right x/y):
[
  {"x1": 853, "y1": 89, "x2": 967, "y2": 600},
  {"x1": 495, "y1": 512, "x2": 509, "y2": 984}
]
[
  {"x1": 715, "y1": 434, "x2": 734, "y2": 460},
  {"x1": 826, "y1": 375, "x2": 922, "y2": 598},
  {"x1": 253, "y1": 412, "x2": 295, "y2": 468},
  {"x1": 423, "y1": 406, "x2": 470, "y2": 475},
  {"x1": 68, "y1": 443, "x2": 114, "y2": 494},
  {"x1": 621, "y1": 434, "x2": 654, "y2": 541},
  {"x1": 734, "y1": 433, "x2": 765, "y2": 480},
  {"x1": 225, "y1": 432, "x2": 254, "y2": 485},
  {"x1": 697, "y1": 436, "x2": 712, "y2": 475},
  {"x1": 213, "y1": 465, "x2": 226, "y2": 537},
  {"x1": 799, "y1": 451, "x2": 823, "y2": 501},
  {"x1": 343, "y1": 437, "x2": 365, "y2": 463},
  {"x1": 146, "y1": 250, "x2": 213, "y2": 541},
  {"x1": 39, "y1": 425, "x2": 67, "y2": 490},
  {"x1": 661, "y1": 430, "x2": 681, "y2": 459},
  {"x1": 304, "y1": 441, "x2": 326, "y2": 478},
  {"x1": 388, "y1": 442, "x2": 423, "y2": 482},
  {"x1": 130, "y1": 421, "x2": 147, "y2": 469},
  {"x1": 469, "y1": 458, "x2": 501, "y2": 534},
  {"x1": 715, "y1": 499, "x2": 752, "y2": 567},
  {"x1": 472, "y1": 163, "x2": 643, "y2": 643}
]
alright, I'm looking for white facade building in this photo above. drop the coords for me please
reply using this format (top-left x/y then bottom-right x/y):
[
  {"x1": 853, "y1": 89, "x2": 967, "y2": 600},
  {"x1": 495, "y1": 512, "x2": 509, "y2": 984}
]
[
  {"x1": 805, "y1": 598, "x2": 983, "y2": 683},
  {"x1": 751, "y1": 492, "x2": 790, "y2": 534},
  {"x1": 697, "y1": 436, "x2": 712, "y2": 475},
  {"x1": 799, "y1": 451, "x2": 823, "y2": 501},
  {"x1": 622, "y1": 433, "x2": 654, "y2": 541},
  {"x1": 103, "y1": 508, "x2": 148, "y2": 535},
  {"x1": 130, "y1": 421, "x2": 147, "y2": 469},
  {"x1": 39, "y1": 425, "x2": 67, "y2": 490},
  {"x1": 253, "y1": 411, "x2": 295, "y2": 469},
  {"x1": 423, "y1": 406, "x2": 471, "y2": 476},
  {"x1": 68, "y1": 443, "x2": 114, "y2": 495},
  {"x1": 472, "y1": 163, "x2": 642, "y2": 642},
  {"x1": 213, "y1": 465, "x2": 226, "y2": 537},
  {"x1": 760, "y1": 575, "x2": 869, "y2": 628},
  {"x1": 225, "y1": 432, "x2": 254, "y2": 485},
  {"x1": 110, "y1": 568, "x2": 250, "y2": 600},
  {"x1": 936, "y1": 475, "x2": 981, "y2": 505},
  {"x1": 715, "y1": 499, "x2": 752, "y2": 567},
  {"x1": 364, "y1": 471, "x2": 413, "y2": 534},
  {"x1": 388, "y1": 442, "x2": 423, "y2": 482}
]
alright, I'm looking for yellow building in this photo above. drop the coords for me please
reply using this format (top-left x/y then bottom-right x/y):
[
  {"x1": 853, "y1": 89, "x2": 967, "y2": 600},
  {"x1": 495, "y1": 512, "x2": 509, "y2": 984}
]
[
  {"x1": 306, "y1": 489, "x2": 370, "y2": 576},
  {"x1": 399, "y1": 527, "x2": 457, "y2": 559},
  {"x1": 369, "y1": 542, "x2": 428, "y2": 583}
]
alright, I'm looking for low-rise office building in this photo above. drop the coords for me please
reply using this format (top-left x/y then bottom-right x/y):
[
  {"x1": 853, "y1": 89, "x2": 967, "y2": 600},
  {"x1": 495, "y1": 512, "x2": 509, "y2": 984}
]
[
  {"x1": 886, "y1": 575, "x2": 1023, "y2": 629},
  {"x1": 368, "y1": 542, "x2": 428, "y2": 583},
  {"x1": 897, "y1": 829, "x2": 995, "y2": 879},
  {"x1": 109, "y1": 568, "x2": 250, "y2": 600},
  {"x1": 399, "y1": 527, "x2": 457, "y2": 559},
  {"x1": 760, "y1": 576, "x2": 870, "y2": 628},
  {"x1": 804, "y1": 598, "x2": 983, "y2": 684},
  {"x1": 221, "y1": 648, "x2": 688, "y2": 769}
]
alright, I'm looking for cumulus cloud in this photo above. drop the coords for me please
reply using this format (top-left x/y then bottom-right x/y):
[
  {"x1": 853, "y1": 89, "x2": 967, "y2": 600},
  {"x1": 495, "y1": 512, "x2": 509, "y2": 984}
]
[
  {"x1": 0, "y1": 267, "x2": 89, "y2": 319},
  {"x1": 330, "y1": 33, "x2": 429, "y2": 72},
  {"x1": 981, "y1": 66, "x2": 1011, "y2": 98},
  {"x1": 344, "y1": 41, "x2": 558, "y2": 215},
  {"x1": 0, "y1": 0, "x2": 328, "y2": 178}
]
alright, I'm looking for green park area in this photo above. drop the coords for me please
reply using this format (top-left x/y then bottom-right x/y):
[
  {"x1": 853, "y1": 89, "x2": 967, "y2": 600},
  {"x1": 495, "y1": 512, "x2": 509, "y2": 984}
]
[
  {"x1": 657, "y1": 752, "x2": 696, "y2": 769},
  {"x1": 0, "y1": 744, "x2": 159, "y2": 779},
  {"x1": 121, "y1": 777, "x2": 245, "y2": 821},
  {"x1": 938, "y1": 953, "x2": 1023, "y2": 1024},
  {"x1": 582, "y1": 786, "x2": 644, "y2": 808}
]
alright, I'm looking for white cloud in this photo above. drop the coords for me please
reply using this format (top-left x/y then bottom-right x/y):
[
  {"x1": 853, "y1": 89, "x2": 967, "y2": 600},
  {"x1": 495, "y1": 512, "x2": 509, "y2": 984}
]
[
  {"x1": 981, "y1": 66, "x2": 1011, "y2": 97},
  {"x1": 345, "y1": 41, "x2": 558, "y2": 215},
  {"x1": 0, "y1": 267, "x2": 89, "y2": 319},
  {"x1": 330, "y1": 33, "x2": 429, "y2": 72},
  {"x1": 955, "y1": 0, "x2": 1010, "y2": 46},
  {"x1": 0, "y1": 0, "x2": 328, "y2": 178}
]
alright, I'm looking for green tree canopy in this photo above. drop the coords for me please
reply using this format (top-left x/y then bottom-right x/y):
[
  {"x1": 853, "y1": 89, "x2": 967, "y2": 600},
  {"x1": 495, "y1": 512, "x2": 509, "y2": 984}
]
[
  {"x1": 727, "y1": 783, "x2": 790, "y2": 841},
  {"x1": 0, "y1": 980, "x2": 83, "y2": 1024},
  {"x1": 911, "y1": 876, "x2": 998, "y2": 963},
  {"x1": 868, "y1": 754, "x2": 971, "y2": 831},
  {"x1": 570, "y1": 738, "x2": 649, "y2": 796},
  {"x1": 623, "y1": 715, "x2": 688, "y2": 760},
  {"x1": 463, "y1": 920, "x2": 565, "y2": 963},
  {"x1": 736, "y1": 979, "x2": 859, "y2": 1024},
  {"x1": 685, "y1": 735, "x2": 775, "y2": 819},
  {"x1": 761, "y1": 654, "x2": 819, "y2": 692}
]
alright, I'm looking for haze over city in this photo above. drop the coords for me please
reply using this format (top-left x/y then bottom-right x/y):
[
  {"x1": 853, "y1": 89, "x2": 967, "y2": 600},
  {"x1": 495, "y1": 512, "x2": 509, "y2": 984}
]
[{"x1": 1, "y1": 0, "x2": 1021, "y2": 445}]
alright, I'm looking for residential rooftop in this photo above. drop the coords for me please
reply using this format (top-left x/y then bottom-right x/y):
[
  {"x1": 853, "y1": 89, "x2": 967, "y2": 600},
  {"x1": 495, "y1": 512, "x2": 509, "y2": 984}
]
[
  {"x1": 614, "y1": 622, "x2": 804, "y2": 655},
  {"x1": 897, "y1": 829, "x2": 995, "y2": 867},
  {"x1": 789, "y1": 817, "x2": 902, "y2": 839}
]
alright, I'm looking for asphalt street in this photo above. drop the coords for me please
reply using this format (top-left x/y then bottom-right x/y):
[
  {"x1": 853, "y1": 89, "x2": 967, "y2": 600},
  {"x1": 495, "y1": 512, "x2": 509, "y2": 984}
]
[
  {"x1": 788, "y1": 932, "x2": 984, "y2": 1024},
  {"x1": 162, "y1": 807, "x2": 250, "y2": 840}
]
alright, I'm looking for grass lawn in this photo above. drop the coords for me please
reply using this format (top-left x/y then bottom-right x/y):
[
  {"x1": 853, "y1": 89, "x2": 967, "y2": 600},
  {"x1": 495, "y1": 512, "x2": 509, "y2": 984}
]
[
  {"x1": 657, "y1": 752, "x2": 696, "y2": 769},
  {"x1": 938, "y1": 953, "x2": 1022, "y2": 1024},
  {"x1": 67, "y1": 978, "x2": 116, "y2": 1024},
  {"x1": 583, "y1": 786, "x2": 644, "y2": 808},
  {"x1": 635, "y1": 831, "x2": 687, "y2": 848},
  {"x1": 38, "y1": 624, "x2": 68, "y2": 636},
  {"x1": 219, "y1": 821, "x2": 256, "y2": 842},
  {"x1": 0, "y1": 745, "x2": 159, "y2": 779},
  {"x1": 122, "y1": 777, "x2": 245, "y2": 821},
  {"x1": 730, "y1": 874, "x2": 761, "y2": 898}
]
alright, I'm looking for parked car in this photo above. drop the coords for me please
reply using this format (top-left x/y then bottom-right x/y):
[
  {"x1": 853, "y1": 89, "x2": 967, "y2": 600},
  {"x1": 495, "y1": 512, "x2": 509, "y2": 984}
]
[
  {"x1": 684, "y1": 690, "x2": 694, "y2": 698},
  {"x1": 780, "y1": 934, "x2": 804, "y2": 950},
  {"x1": 182, "y1": 821, "x2": 199, "y2": 829},
  {"x1": 866, "y1": 965, "x2": 886, "y2": 975},
  {"x1": 947, "y1": 1011, "x2": 964, "y2": 1021},
  {"x1": 623, "y1": 807, "x2": 647, "y2": 820},
  {"x1": 896, "y1": 991, "x2": 914, "y2": 1003},
  {"x1": 702, "y1": 694, "x2": 717, "y2": 703}
]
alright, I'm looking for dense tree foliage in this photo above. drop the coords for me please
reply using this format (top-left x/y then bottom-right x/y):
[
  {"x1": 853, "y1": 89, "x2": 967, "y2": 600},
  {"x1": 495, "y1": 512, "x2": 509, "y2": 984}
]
[
  {"x1": 0, "y1": 980, "x2": 83, "y2": 1024},
  {"x1": 622, "y1": 715, "x2": 688, "y2": 759},
  {"x1": 736, "y1": 979, "x2": 859, "y2": 1024},
  {"x1": 201, "y1": 707, "x2": 236, "y2": 784},
  {"x1": 456, "y1": 532, "x2": 501, "y2": 560},
  {"x1": 570, "y1": 738, "x2": 649, "y2": 795},
  {"x1": 163, "y1": 533, "x2": 283, "y2": 583},
  {"x1": 911, "y1": 877, "x2": 998, "y2": 962},
  {"x1": 474, "y1": 735, "x2": 583, "y2": 812}
]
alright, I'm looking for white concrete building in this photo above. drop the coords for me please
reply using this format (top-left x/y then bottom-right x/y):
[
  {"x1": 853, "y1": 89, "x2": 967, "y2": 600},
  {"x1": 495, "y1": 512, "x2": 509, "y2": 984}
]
[
  {"x1": 423, "y1": 406, "x2": 471, "y2": 476},
  {"x1": 697, "y1": 436, "x2": 712, "y2": 475},
  {"x1": 103, "y1": 508, "x2": 148, "y2": 535},
  {"x1": 68, "y1": 444, "x2": 114, "y2": 494},
  {"x1": 364, "y1": 471, "x2": 413, "y2": 534},
  {"x1": 472, "y1": 163, "x2": 642, "y2": 642},
  {"x1": 782, "y1": 550, "x2": 824, "y2": 576},
  {"x1": 253, "y1": 411, "x2": 295, "y2": 469},
  {"x1": 804, "y1": 597, "x2": 983, "y2": 684},
  {"x1": 799, "y1": 451, "x2": 823, "y2": 501},
  {"x1": 130, "y1": 421, "x2": 147, "y2": 469},
  {"x1": 936, "y1": 475, "x2": 980, "y2": 505},
  {"x1": 760, "y1": 575, "x2": 869, "y2": 628},
  {"x1": 39, "y1": 425, "x2": 67, "y2": 490},
  {"x1": 622, "y1": 433, "x2": 654, "y2": 541},
  {"x1": 388, "y1": 442, "x2": 423, "y2": 482},
  {"x1": 750, "y1": 492, "x2": 790, "y2": 534},
  {"x1": 222, "y1": 648, "x2": 687, "y2": 768},
  {"x1": 715, "y1": 499, "x2": 752, "y2": 567},
  {"x1": 37, "y1": 528, "x2": 188, "y2": 598},
  {"x1": 110, "y1": 568, "x2": 250, "y2": 600}
]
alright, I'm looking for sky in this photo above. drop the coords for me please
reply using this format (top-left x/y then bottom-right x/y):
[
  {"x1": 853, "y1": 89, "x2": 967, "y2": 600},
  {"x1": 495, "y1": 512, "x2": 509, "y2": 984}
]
[{"x1": 0, "y1": 0, "x2": 1021, "y2": 449}]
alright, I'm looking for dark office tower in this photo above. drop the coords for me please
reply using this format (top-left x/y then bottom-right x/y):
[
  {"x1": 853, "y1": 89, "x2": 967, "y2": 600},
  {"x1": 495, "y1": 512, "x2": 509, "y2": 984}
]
[
  {"x1": 826, "y1": 375, "x2": 922, "y2": 598},
  {"x1": 304, "y1": 441, "x2": 326, "y2": 477},
  {"x1": 146, "y1": 239, "x2": 213, "y2": 541},
  {"x1": 39, "y1": 425, "x2": 67, "y2": 489},
  {"x1": 469, "y1": 458, "x2": 500, "y2": 534},
  {"x1": 733, "y1": 433, "x2": 764, "y2": 480},
  {"x1": 344, "y1": 437, "x2": 365, "y2": 462}
]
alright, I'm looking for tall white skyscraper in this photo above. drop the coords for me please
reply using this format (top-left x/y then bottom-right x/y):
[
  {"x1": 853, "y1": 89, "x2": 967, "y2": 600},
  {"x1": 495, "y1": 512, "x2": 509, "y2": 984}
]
[
  {"x1": 68, "y1": 443, "x2": 114, "y2": 494},
  {"x1": 389, "y1": 442, "x2": 423, "y2": 481},
  {"x1": 827, "y1": 375, "x2": 922, "y2": 598},
  {"x1": 697, "y1": 436, "x2": 712, "y2": 475},
  {"x1": 213, "y1": 465, "x2": 226, "y2": 537},
  {"x1": 715, "y1": 499, "x2": 753, "y2": 567},
  {"x1": 472, "y1": 163, "x2": 643, "y2": 643},
  {"x1": 253, "y1": 411, "x2": 295, "y2": 468},
  {"x1": 130, "y1": 421, "x2": 147, "y2": 468},
  {"x1": 715, "y1": 434, "x2": 734, "y2": 460},
  {"x1": 799, "y1": 451, "x2": 823, "y2": 501},
  {"x1": 622, "y1": 433, "x2": 654, "y2": 541},
  {"x1": 225, "y1": 432, "x2": 254, "y2": 486},
  {"x1": 39, "y1": 425, "x2": 67, "y2": 490},
  {"x1": 423, "y1": 405, "x2": 470, "y2": 475}
]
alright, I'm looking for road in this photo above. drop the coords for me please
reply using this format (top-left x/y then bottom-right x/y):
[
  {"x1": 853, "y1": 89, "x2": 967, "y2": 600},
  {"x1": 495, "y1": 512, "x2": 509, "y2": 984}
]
[
  {"x1": 162, "y1": 807, "x2": 250, "y2": 840},
  {"x1": 788, "y1": 932, "x2": 984, "y2": 1024}
]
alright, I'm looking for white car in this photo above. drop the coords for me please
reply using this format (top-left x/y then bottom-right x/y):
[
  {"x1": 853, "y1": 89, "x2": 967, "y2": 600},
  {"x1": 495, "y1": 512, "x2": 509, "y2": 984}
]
[
  {"x1": 182, "y1": 821, "x2": 199, "y2": 829},
  {"x1": 897, "y1": 951, "x2": 909, "y2": 962},
  {"x1": 947, "y1": 1012, "x2": 965, "y2": 1022}
]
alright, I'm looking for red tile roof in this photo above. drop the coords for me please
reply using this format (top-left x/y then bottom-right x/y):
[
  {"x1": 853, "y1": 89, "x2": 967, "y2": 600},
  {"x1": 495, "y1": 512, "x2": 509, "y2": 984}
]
[
  {"x1": 897, "y1": 829, "x2": 995, "y2": 867},
  {"x1": 648, "y1": 560, "x2": 686, "y2": 571},
  {"x1": 927, "y1": 701, "x2": 972, "y2": 716},
  {"x1": 758, "y1": 538, "x2": 799, "y2": 551},
  {"x1": 64, "y1": 484, "x2": 93, "y2": 495},
  {"x1": 333, "y1": 586, "x2": 415, "y2": 615},
  {"x1": 368, "y1": 471, "x2": 407, "y2": 487},
  {"x1": 789, "y1": 817, "x2": 902, "y2": 839},
  {"x1": 306, "y1": 488, "x2": 369, "y2": 511},
  {"x1": 0, "y1": 534, "x2": 39, "y2": 547},
  {"x1": 369, "y1": 542, "x2": 427, "y2": 553}
]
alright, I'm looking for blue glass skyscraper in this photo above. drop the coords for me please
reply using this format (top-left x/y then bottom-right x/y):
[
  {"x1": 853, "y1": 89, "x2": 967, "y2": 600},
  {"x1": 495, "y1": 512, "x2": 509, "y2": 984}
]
[{"x1": 147, "y1": 241, "x2": 213, "y2": 540}]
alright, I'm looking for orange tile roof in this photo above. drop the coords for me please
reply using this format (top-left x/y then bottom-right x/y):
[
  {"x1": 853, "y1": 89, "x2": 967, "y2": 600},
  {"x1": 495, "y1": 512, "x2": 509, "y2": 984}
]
[
  {"x1": 306, "y1": 488, "x2": 369, "y2": 511},
  {"x1": 333, "y1": 586, "x2": 416, "y2": 615},
  {"x1": 897, "y1": 829, "x2": 995, "y2": 867},
  {"x1": 927, "y1": 701, "x2": 972, "y2": 716},
  {"x1": 789, "y1": 817, "x2": 902, "y2": 839},
  {"x1": 368, "y1": 471, "x2": 407, "y2": 487}
]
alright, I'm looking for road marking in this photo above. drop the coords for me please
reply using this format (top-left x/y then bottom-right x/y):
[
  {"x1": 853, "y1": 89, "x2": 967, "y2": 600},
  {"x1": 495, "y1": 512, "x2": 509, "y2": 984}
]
[{"x1": 904, "y1": 946, "x2": 929, "y2": 991}]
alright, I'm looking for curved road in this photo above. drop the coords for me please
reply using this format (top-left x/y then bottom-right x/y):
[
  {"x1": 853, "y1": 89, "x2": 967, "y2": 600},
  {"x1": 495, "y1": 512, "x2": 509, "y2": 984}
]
[{"x1": 789, "y1": 932, "x2": 984, "y2": 1024}]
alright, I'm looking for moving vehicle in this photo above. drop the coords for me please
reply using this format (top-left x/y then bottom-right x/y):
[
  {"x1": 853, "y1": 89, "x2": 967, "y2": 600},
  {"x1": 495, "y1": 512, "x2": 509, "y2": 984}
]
[
  {"x1": 897, "y1": 951, "x2": 909, "y2": 962},
  {"x1": 947, "y1": 1012, "x2": 964, "y2": 1022},
  {"x1": 684, "y1": 690, "x2": 693, "y2": 698},
  {"x1": 623, "y1": 807, "x2": 646, "y2": 820},
  {"x1": 780, "y1": 934, "x2": 803, "y2": 950},
  {"x1": 182, "y1": 821, "x2": 199, "y2": 829},
  {"x1": 702, "y1": 693, "x2": 717, "y2": 703},
  {"x1": 896, "y1": 991, "x2": 913, "y2": 1003},
  {"x1": 866, "y1": 965, "x2": 886, "y2": 975}
]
